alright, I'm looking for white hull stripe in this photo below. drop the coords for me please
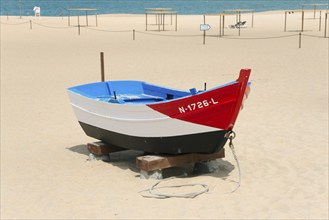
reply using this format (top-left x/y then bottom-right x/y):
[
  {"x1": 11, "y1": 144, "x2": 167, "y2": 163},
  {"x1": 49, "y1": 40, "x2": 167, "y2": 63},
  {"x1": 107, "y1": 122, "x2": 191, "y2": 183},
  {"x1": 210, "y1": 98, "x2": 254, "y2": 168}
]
[{"x1": 68, "y1": 92, "x2": 220, "y2": 137}]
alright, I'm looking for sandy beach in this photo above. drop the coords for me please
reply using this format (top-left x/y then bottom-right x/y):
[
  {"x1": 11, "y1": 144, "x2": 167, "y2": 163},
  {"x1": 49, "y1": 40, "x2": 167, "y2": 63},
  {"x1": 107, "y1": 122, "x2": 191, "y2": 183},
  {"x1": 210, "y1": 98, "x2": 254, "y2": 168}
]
[{"x1": 1, "y1": 11, "x2": 328, "y2": 219}]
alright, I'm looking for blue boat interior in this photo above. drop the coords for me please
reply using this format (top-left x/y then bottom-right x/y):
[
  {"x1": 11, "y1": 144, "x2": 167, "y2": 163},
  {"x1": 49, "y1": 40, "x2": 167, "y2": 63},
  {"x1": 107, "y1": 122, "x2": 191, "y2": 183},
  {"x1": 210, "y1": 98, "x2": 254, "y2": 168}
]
[
  {"x1": 68, "y1": 80, "x2": 244, "y2": 104},
  {"x1": 68, "y1": 80, "x2": 194, "y2": 104}
]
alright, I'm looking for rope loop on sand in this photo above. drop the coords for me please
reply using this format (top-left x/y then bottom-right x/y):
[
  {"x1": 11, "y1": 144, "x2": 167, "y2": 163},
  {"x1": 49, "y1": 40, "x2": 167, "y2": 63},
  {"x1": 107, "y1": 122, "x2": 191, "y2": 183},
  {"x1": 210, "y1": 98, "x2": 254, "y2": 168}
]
[
  {"x1": 139, "y1": 177, "x2": 209, "y2": 199},
  {"x1": 139, "y1": 130, "x2": 241, "y2": 198}
]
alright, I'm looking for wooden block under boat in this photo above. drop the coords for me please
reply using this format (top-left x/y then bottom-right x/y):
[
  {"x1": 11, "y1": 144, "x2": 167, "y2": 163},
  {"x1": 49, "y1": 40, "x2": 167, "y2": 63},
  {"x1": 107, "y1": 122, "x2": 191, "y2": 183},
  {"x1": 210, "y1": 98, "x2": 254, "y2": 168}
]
[
  {"x1": 136, "y1": 148, "x2": 225, "y2": 172},
  {"x1": 87, "y1": 141, "x2": 127, "y2": 156}
]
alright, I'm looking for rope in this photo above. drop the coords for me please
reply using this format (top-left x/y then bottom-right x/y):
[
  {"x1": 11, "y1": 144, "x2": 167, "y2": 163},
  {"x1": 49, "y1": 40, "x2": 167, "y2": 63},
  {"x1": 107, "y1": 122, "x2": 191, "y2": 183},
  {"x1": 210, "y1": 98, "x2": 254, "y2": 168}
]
[
  {"x1": 0, "y1": 21, "x2": 30, "y2": 25},
  {"x1": 32, "y1": 21, "x2": 75, "y2": 29},
  {"x1": 301, "y1": 33, "x2": 327, "y2": 38},
  {"x1": 84, "y1": 26, "x2": 132, "y2": 33},
  {"x1": 135, "y1": 30, "x2": 200, "y2": 37},
  {"x1": 139, "y1": 176, "x2": 209, "y2": 199},
  {"x1": 209, "y1": 33, "x2": 299, "y2": 40},
  {"x1": 139, "y1": 130, "x2": 241, "y2": 199},
  {"x1": 1, "y1": 20, "x2": 326, "y2": 41},
  {"x1": 224, "y1": 131, "x2": 241, "y2": 193}
]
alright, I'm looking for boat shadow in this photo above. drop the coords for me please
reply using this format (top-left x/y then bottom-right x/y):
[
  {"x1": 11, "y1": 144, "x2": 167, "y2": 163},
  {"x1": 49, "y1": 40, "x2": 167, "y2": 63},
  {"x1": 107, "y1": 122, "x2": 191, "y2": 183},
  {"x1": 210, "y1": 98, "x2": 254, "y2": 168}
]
[
  {"x1": 67, "y1": 144, "x2": 235, "y2": 178},
  {"x1": 67, "y1": 144, "x2": 90, "y2": 155}
]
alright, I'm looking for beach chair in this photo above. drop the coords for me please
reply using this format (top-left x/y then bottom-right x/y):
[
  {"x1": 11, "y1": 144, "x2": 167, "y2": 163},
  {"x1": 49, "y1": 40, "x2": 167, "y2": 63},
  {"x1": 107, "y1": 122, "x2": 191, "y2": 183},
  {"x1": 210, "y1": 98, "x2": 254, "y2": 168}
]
[
  {"x1": 236, "y1": 21, "x2": 247, "y2": 28},
  {"x1": 229, "y1": 21, "x2": 247, "y2": 29}
]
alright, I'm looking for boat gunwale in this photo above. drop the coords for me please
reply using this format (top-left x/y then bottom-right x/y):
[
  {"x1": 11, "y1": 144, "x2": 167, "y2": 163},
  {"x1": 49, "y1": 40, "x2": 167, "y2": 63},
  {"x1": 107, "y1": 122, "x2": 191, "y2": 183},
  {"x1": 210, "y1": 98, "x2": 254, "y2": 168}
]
[{"x1": 67, "y1": 80, "x2": 240, "y2": 105}]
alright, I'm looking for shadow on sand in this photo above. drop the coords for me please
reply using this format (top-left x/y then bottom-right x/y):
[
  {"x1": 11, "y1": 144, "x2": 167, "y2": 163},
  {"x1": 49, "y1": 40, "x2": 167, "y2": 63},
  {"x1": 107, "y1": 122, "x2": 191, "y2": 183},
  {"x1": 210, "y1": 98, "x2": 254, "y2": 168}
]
[{"x1": 67, "y1": 144, "x2": 144, "y2": 173}]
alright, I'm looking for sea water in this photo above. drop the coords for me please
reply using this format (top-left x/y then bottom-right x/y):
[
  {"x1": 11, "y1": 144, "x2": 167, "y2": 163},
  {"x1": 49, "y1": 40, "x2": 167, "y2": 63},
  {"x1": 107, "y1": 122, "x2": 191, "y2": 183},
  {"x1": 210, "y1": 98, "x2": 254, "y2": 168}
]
[{"x1": 1, "y1": 0, "x2": 328, "y2": 16}]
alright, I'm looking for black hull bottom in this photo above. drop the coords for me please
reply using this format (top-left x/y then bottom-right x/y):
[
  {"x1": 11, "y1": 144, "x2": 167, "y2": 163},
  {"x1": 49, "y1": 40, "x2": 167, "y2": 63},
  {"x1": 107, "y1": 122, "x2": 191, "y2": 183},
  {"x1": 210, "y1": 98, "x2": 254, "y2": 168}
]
[{"x1": 79, "y1": 122, "x2": 229, "y2": 155}]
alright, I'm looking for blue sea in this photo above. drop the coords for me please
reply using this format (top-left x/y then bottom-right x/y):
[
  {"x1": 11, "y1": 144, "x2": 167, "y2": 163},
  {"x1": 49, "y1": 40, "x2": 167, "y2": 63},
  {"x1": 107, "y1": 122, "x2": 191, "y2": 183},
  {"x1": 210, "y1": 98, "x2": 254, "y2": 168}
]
[{"x1": 0, "y1": 0, "x2": 328, "y2": 16}]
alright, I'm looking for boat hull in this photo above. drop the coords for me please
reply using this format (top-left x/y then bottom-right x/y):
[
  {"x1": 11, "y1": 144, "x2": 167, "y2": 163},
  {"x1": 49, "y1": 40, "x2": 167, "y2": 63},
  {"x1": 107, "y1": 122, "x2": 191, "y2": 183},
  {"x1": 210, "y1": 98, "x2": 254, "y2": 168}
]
[
  {"x1": 79, "y1": 121, "x2": 229, "y2": 154},
  {"x1": 67, "y1": 69, "x2": 251, "y2": 155}
]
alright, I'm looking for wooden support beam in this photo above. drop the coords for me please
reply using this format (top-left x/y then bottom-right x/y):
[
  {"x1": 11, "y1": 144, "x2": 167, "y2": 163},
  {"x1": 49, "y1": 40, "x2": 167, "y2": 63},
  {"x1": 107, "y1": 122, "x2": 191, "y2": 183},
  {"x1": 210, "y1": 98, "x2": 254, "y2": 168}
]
[
  {"x1": 136, "y1": 148, "x2": 225, "y2": 171},
  {"x1": 87, "y1": 141, "x2": 127, "y2": 156}
]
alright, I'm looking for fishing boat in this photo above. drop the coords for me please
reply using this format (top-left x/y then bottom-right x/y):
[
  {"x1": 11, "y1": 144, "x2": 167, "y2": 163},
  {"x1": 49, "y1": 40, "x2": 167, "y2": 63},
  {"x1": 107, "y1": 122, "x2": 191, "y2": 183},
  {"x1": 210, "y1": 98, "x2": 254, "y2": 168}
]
[{"x1": 67, "y1": 69, "x2": 251, "y2": 154}]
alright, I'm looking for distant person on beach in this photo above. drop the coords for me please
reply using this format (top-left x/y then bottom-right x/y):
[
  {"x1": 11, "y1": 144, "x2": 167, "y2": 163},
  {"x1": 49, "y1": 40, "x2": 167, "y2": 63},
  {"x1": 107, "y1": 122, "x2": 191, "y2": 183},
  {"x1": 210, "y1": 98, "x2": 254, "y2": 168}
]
[{"x1": 33, "y1": 6, "x2": 41, "y2": 18}]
